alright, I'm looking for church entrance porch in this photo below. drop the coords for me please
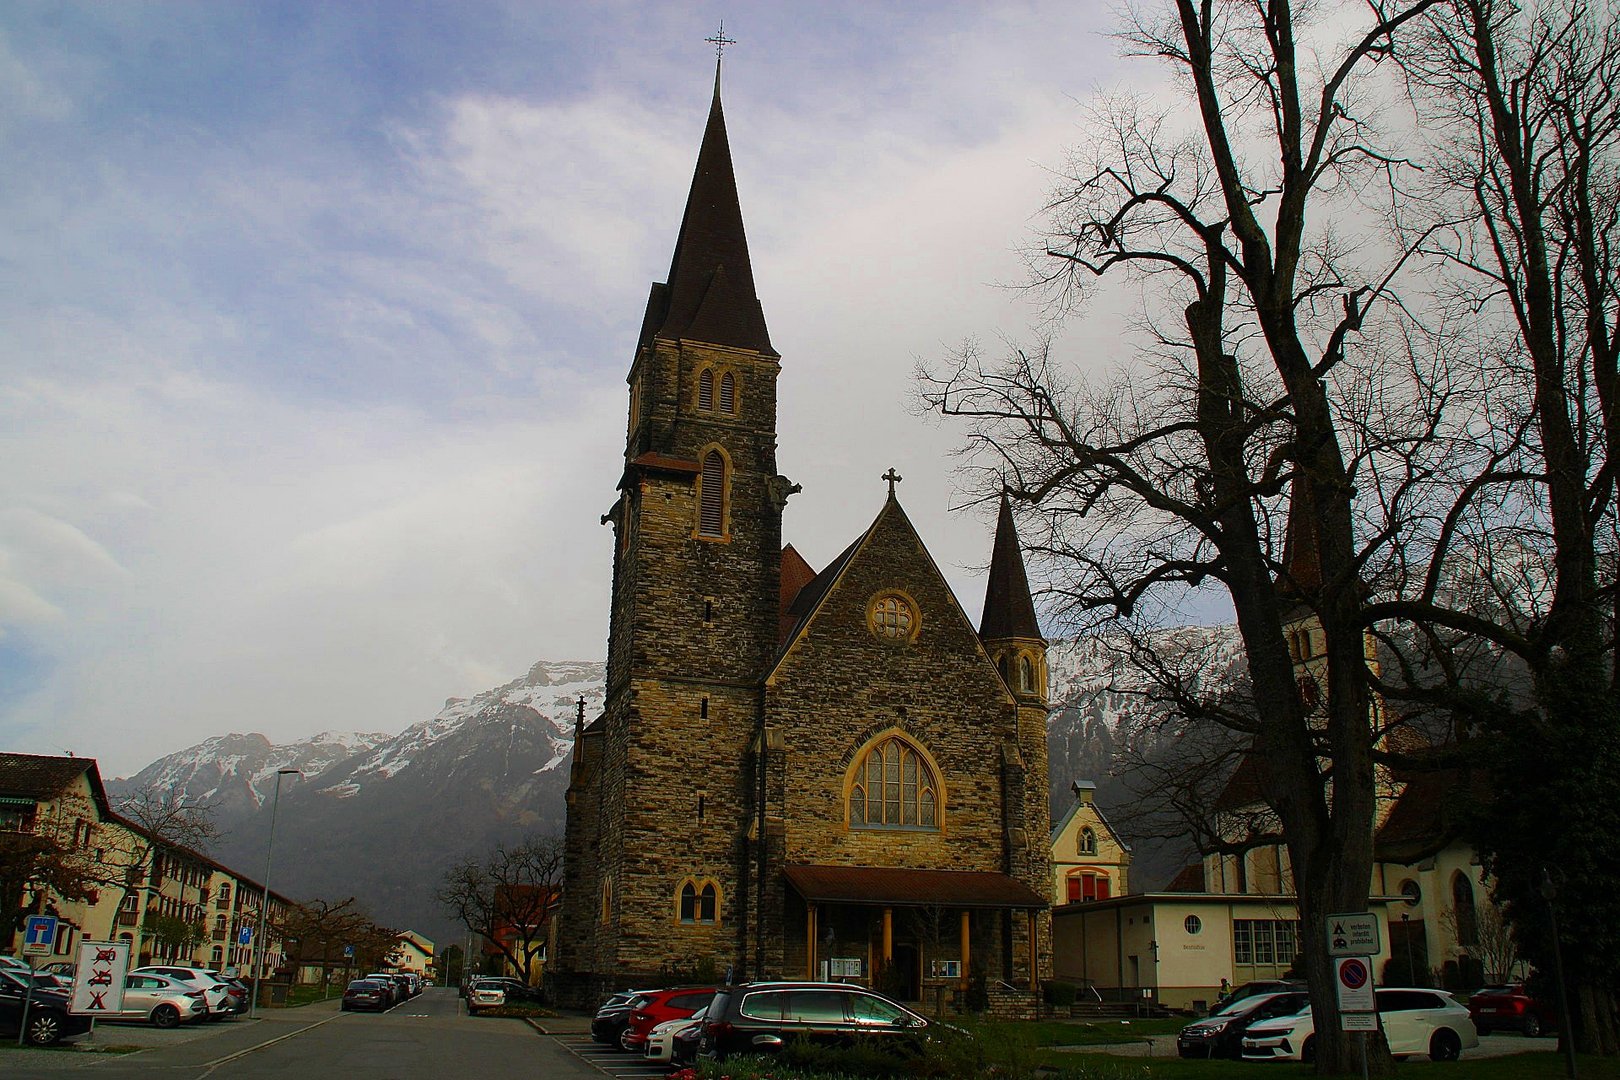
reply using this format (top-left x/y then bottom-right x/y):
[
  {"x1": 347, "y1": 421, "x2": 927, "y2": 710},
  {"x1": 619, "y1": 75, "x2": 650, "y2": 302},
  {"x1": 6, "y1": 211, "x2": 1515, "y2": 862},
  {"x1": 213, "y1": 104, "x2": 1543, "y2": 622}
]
[{"x1": 782, "y1": 864, "x2": 1047, "y2": 1012}]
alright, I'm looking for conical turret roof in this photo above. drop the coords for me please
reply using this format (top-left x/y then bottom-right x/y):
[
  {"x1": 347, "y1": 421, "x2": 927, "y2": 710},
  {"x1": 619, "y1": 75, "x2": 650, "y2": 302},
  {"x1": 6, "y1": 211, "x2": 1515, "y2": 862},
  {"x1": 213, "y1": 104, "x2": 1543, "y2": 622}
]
[
  {"x1": 640, "y1": 84, "x2": 774, "y2": 355},
  {"x1": 979, "y1": 493, "x2": 1042, "y2": 641}
]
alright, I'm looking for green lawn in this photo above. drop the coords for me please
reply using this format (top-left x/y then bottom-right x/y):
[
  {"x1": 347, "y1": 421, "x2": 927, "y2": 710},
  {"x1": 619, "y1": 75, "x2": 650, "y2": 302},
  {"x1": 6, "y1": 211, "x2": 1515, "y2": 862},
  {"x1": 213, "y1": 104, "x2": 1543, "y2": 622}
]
[
  {"x1": 982, "y1": 1018, "x2": 1186, "y2": 1046},
  {"x1": 1034, "y1": 1048, "x2": 1616, "y2": 1080}
]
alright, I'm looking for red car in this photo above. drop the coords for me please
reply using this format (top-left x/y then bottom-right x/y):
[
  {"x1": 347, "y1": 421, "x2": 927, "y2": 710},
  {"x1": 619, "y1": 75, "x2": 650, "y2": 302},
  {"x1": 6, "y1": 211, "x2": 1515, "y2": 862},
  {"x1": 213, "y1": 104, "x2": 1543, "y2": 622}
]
[
  {"x1": 1468, "y1": 983, "x2": 1557, "y2": 1037},
  {"x1": 619, "y1": 987, "x2": 716, "y2": 1051}
]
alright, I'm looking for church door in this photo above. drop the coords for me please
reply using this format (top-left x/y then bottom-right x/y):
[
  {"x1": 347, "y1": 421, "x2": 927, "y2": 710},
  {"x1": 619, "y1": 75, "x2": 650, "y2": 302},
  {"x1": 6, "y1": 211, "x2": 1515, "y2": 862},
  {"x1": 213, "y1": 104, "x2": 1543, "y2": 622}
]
[{"x1": 891, "y1": 944, "x2": 920, "y2": 1002}]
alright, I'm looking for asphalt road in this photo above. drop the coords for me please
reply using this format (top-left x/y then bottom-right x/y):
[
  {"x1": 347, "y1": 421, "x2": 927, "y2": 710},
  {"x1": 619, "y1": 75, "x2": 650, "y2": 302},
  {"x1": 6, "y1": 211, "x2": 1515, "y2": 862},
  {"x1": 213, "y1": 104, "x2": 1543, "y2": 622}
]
[{"x1": 2, "y1": 988, "x2": 605, "y2": 1080}]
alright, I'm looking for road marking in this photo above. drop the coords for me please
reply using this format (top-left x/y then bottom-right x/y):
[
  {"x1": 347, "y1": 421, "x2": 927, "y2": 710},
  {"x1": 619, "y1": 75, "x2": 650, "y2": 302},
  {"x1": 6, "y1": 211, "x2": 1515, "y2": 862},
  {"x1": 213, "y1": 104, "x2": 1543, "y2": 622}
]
[
  {"x1": 550, "y1": 1034, "x2": 679, "y2": 1078},
  {"x1": 193, "y1": 1013, "x2": 346, "y2": 1074}
]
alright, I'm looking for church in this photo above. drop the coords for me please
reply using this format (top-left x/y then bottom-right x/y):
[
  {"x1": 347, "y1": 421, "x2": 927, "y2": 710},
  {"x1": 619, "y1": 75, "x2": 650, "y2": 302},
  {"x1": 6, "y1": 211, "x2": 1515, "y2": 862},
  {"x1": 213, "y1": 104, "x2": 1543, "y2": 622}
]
[{"x1": 551, "y1": 71, "x2": 1053, "y2": 1010}]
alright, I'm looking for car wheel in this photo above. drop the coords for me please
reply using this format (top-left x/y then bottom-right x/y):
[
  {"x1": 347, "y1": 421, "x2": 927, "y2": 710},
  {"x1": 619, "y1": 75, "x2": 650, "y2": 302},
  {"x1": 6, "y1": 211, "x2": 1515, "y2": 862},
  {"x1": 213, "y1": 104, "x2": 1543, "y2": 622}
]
[
  {"x1": 152, "y1": 1004, "x2": 181, "y2": 1029},
  {"x1": 620, "y1": 1029, "x2": 637, "y2": 1051},
  {"x1": 25, "y1": 1011, "x2": 63, "y2": 1046},
  {"x1": 1300, "y1": 1036, "x2": 1316, "y2": 1063},
  {"x1": 1431, "y1": 1029, "x2": 1462, "y2": 1062},
  {"x1": 1524, "y1": 1015, "x2": 1544, "y2": 1038}
]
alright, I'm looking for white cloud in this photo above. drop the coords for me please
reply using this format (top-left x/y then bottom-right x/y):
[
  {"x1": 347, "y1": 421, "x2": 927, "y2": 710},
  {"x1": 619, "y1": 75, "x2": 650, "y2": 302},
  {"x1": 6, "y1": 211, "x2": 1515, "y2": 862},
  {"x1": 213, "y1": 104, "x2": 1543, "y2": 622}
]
[{"x1": 1, "y1": 2, "x2": 1163, "y2": 775}]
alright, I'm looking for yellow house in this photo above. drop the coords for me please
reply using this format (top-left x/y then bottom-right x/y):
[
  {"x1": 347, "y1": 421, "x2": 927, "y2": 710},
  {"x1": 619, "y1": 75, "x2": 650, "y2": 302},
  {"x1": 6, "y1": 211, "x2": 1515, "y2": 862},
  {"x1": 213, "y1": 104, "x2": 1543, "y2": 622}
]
[
  {"x1": 390, "y1": 930, "x2": 434, "y2": 977},
  {"x1": 1050, "y1": 781, "x2": 1130, "y2": 905}
]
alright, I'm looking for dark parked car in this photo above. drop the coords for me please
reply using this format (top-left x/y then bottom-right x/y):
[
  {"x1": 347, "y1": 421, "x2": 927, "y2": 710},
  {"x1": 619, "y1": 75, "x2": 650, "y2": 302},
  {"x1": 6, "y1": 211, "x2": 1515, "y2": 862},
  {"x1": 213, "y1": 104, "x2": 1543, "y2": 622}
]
[
  {"x1": 591, "y1": 990, "x2": 647, "y2": 1044},
  {"x1": 1212, "y1": 979, "x2": 1306, "y2": 1014},
  {"x1": 698, "y1": 982, "x2": 931, "y2": 1061},
  {"x1": 0, "y1": 968, "x2": 93, "y2": 1045},
  {"x1": 1468, "y1": 983, "x2": 1557, "y2": 1037},
  {"x1": 342, "y1": 979, "x2": 392, "y2": 1012},
  {"x1": 1178, "y1": 991, "x2": 1310, "y2": 1059}
]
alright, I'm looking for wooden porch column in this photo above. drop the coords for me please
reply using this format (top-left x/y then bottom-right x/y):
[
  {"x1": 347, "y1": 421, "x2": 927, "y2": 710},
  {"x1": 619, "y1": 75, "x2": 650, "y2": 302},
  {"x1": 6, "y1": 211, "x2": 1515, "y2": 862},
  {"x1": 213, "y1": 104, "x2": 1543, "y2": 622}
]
[
  {"x1": 806, "y1": 903, "x2": 818, "y2": 980},
  {"x1": 1027, "y1": 910, "x2": 1038, "y2": 991},
  {"x1": 882, "y1": 907, "x2": 893, "y2": 969},
  {"x1": 959, "y1": 910, "x2": 971, "y2": 990}
]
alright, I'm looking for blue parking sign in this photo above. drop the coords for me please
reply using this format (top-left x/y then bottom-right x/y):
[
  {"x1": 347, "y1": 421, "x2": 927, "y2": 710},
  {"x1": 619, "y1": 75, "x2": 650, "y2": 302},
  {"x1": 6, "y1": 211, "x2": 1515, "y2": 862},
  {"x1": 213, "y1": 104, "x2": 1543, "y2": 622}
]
[
  {"x1": 239, "y1": 926, "x2": 253, "y2": 945},
  {"x1": 23, "y1": 915, "x2": 57, "y2": 956}
]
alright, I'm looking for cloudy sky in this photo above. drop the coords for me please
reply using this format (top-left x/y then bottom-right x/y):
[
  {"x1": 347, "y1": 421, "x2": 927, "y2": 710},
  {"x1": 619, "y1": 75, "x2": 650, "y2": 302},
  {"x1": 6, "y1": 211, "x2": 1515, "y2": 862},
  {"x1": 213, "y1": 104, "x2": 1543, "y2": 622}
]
[{"x1": 1, "y1": 2, "x2": 1166, "y2": 776}]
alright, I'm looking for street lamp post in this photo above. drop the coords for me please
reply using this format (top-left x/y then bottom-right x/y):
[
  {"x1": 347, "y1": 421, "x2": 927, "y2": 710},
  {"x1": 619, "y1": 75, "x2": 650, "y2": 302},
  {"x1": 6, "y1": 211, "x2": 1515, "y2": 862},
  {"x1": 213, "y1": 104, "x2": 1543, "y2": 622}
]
[
  {"x1": 249, "y1": 768, "x2": 301, "y2": 1019},
  {"x1": 1401, "y1": 913, "x2": 1416, "y2": 985}
]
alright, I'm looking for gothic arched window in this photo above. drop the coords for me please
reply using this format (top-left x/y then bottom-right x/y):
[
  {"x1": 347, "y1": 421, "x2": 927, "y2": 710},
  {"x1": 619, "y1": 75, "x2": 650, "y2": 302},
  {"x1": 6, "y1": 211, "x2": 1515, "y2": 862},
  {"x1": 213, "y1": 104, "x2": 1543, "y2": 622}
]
[
  {"x1": 698, "y1": 450, "x2": 727, "y2": 538},
  {"x1": 848, "y1": 735, "x2": 940, "y2": 830},
  {"x1": 1452, "y1": 873, "x2": 1479, "y2": 946},
  {"x1": 719, "y1": 371, "x2": 737, "y2": 413},
  {"x1": 698, "y1": 368, "x2": 715, "y2": 410},
  {"x1": 678, "y1": 879, "x2": 719, "y2": 924},
  {"x1": 1078, "y1": 826, "x2": 1097, "y2": 856}
]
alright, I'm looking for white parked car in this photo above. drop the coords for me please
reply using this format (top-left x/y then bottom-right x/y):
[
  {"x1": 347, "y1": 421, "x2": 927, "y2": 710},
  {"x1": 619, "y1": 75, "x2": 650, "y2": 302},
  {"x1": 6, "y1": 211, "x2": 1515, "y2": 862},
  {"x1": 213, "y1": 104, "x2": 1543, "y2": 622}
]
[
  {"x1": 643, "y1": 1013, "x2": 706, "y2": 1063},
  {"x1": 130, "y1": 966, "x2": 234, "y2": 1019},
  {"x1": 1242, "y1": 988, "x2": 1479, "y2": 1063},
  {"x1": 110, "y1": 973, "x2": 210, "y2": 1027},
  {"x1": 466, "y1": 979, "x2": 506, "y2": 1014}
]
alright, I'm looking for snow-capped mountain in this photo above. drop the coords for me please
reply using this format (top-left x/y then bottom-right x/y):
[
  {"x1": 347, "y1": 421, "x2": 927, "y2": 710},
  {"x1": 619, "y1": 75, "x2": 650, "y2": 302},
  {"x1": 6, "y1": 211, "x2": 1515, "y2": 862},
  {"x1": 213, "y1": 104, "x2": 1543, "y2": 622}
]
[
  {"x1": 109, "y1": 660, "x2": 606, "y2": 946},
  {"x1": 110, "y1": 730, "x2": 394, "y2": 815}
]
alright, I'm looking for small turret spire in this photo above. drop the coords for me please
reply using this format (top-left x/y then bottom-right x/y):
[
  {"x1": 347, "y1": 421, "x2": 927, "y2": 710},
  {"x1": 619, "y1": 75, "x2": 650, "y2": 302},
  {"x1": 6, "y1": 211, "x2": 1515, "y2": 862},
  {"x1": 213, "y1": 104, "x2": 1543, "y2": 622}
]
[{"x1": 979, "y1": 492, "x2": 1042, "y2": 642}]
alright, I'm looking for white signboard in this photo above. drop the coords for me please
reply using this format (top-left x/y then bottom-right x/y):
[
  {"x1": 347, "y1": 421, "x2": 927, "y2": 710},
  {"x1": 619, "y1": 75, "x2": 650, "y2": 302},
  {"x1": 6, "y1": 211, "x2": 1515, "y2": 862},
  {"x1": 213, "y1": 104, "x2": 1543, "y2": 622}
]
[
  {"x1": 1342, "y1": 1011, "x2": 1379, "y2": 1032},
  {"x1": 1335, "y1": 956, "x2": 1375, "y2": 1014},
  {"x1": 70, "y1": 940, "x2": 130, "y2": 1016},
  {"x1": 1326, "y1": 912, "x2": 1382, "y2": 957}
]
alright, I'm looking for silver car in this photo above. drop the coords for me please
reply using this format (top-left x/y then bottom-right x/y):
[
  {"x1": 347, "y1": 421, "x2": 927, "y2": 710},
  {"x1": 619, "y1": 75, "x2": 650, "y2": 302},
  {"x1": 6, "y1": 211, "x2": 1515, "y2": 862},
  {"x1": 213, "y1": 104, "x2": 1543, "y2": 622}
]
[
  {"x1": 130, "y1": 966, "x2": 233, "y2": 1019},
  {"x1": 112, "y1": 974, "x2": 209, "y2": 1027}
]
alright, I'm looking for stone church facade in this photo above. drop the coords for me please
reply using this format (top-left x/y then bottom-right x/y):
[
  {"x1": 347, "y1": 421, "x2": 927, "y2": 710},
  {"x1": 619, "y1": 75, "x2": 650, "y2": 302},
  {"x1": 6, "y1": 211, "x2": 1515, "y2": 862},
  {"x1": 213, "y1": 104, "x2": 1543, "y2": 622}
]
[{"x1": 552, "y1": 77, "x2": 1052, "y2": 1008}]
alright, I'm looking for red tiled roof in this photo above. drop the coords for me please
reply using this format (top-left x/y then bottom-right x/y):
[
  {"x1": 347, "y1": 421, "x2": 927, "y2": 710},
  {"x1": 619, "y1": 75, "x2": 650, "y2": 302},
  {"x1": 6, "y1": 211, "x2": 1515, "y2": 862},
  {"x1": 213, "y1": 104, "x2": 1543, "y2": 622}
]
[
  {"x1": 0, "y1": 753, "x2": 97, "y2": 802},
  {"x1": 778, "y1": 545, "x2": 818, "y2": 643},
  {"x1": 784, "y1": 864, "x2": 1047, "y2": 910},
  {"x1": 1165, "y1": 862, "x2": 1207, "y2": 893}
]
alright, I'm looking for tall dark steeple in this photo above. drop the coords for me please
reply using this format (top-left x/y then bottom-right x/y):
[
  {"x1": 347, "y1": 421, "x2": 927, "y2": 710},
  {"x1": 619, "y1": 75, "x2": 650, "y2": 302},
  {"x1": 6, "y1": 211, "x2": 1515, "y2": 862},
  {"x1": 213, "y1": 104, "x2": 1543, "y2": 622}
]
[
  {"x1": 1278, "y1": 475, "x2": 1323, "y2": 598},
  {"x1": 637, "y1": 84, "x2": 774, "y2": 356},
  {"x1": 980, "y1": 493, "x2": 1046, "y2": 704}
]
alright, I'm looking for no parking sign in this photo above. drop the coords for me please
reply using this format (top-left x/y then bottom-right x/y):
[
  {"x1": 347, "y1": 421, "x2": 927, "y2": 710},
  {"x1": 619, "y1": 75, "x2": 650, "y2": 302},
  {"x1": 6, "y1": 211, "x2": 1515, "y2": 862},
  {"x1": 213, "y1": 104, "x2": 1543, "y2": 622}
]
[{"x1": 1336, "y1": 955, "x2": 1375, "y2": 1013}]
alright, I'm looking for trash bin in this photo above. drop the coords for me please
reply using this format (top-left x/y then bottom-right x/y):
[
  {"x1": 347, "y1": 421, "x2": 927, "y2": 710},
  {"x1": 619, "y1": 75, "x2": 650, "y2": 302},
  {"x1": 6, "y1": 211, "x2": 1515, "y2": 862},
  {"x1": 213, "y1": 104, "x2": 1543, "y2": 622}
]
[{"x1": 270, "y1": 982, "x2": 288, "y2": 1005}]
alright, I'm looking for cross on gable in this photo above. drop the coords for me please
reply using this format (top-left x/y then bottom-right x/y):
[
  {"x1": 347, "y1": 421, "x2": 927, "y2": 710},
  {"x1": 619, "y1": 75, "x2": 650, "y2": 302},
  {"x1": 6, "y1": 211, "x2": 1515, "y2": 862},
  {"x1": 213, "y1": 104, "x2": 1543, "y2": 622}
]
[{"x1": 882, "y1": 468, "x2": 903, "y2": 496}]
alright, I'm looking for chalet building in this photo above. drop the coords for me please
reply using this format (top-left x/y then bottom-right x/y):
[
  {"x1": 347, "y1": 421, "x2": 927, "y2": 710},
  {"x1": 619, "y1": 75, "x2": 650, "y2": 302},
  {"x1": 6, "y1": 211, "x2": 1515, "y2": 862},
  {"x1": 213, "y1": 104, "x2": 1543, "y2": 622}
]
[
  {"x1": 1050, "y1": 780, "x2": 1131, "y2": 905},
  {"x1": 553, "y1": 72, "x2": 1052, "y2": 1010},
  {"x1": 0, "y1": 752, "x2": 293, "y2": 975}
]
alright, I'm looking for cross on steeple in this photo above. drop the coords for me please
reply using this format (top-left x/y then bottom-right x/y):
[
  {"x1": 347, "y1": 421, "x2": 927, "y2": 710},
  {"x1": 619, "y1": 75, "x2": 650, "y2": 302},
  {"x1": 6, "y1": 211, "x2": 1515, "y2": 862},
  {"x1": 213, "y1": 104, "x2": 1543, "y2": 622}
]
[
  {"x1": 882, "y1": 468, "x2": 903, "y2": 497},
  {"x1": 706, "y1": 21, "x2": 736, "y2": 64}
]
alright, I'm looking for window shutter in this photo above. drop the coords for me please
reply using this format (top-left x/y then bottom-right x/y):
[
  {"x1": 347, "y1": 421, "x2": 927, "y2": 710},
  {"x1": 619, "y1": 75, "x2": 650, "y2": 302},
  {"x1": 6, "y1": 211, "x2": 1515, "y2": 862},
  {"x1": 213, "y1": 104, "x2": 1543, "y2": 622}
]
[
  {"x1": 699, "y1": 451, "x2": 725, "y2": 536},
  {"x1": 719, "y1": 372, "x2": 736, "y2": 412},
  {"x1": 698, "y1": 369, "x2": 714, "y2": 410}
]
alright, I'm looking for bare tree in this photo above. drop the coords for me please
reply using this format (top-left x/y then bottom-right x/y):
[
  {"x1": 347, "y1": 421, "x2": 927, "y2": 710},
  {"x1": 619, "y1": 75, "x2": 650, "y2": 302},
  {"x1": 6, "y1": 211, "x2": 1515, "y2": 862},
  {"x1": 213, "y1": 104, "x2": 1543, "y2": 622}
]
[
  {"x1": 1389, "y1": 0, "x2": 1620, "y2": 1054},
  {"x1": 920, "y1": 0, "x2": 1468, "y2": 1070},
  {"x1": 279, "y1": 897, "x2": 397, "y2": 991},
  {"x1": 437, "y1": 835, "x2": 564, "y2": 987},
  {"x1": 98, "y1": 788, "x2": 220, "y2": 940}
]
